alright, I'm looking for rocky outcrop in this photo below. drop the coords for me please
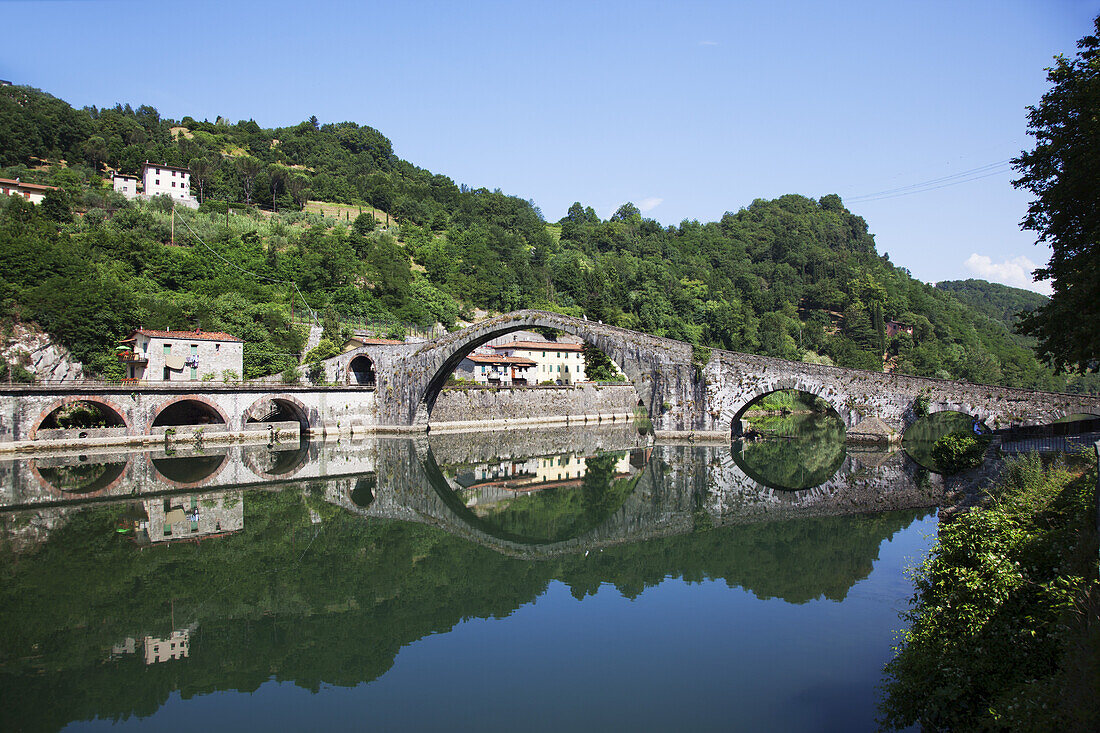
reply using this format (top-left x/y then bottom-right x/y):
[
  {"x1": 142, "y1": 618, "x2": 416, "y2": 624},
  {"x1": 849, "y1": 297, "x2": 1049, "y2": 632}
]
[{"x1": 1, "y1": 322, "x2": 84, "y2": 383}]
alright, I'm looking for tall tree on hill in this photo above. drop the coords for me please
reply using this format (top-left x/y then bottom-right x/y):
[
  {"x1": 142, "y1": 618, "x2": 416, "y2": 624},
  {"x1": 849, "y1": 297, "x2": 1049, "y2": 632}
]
[
  {"x1": 287, "y1": 174, "x2": 310, "y2": 210},
  {"x1": 268, "y1": 165, "x2": 288, "y2": 213},
  {"x1": 235, "y1": 156, "x2": 263, "y2": 206},
  {"x1": 188, "y1": 157, "x2": 212, "y2": 204},
  {"x1": 1013, "y1": 14, "x2": 1100, "y2": 372}
]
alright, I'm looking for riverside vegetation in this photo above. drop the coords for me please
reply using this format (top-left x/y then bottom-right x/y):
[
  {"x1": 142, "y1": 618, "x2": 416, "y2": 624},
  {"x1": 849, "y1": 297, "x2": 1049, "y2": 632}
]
[
  {"x1": 879, "y1": 453, "x2": 1099, "y2": 731},
  {"x1": 2, "y1": 84, "x2": 1098, "y2": 393}
]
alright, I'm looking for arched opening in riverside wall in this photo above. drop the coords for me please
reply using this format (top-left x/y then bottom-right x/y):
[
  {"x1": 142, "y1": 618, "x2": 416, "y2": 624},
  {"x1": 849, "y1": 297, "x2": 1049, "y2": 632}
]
[
  {"x1": 151, "y1": 399, "x2": 227, "y2": 428},
  {"x1": 244, "y1": 396, "x2": 310, "y2": 433},
  {"x1": 730, "y1": 389, "x2": 846, "y2": 490},
  {"x1": 902, "y1": 410, "x2": 990, "y2": 473},
  {"x1": 33, "y1": 399, "x2": 127, "y2": 438},
  {"x1": 348, "y1": 355, "x2": 376, "y2": 387},
  {"x1": 422, "y1": 324, "x2": 645, "y2": 431}
]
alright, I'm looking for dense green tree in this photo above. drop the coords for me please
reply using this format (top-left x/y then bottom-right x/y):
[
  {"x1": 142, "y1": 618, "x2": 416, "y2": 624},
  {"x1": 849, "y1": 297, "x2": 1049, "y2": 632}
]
[{"x1": 1013, "y1": 15, "x2": 1100, "y2": 371}]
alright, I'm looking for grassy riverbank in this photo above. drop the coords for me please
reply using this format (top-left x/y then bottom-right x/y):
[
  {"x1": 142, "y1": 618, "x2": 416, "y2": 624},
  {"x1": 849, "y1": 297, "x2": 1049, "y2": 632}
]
[{"x1": 879, "y1": 451, "x2": 1099, "y2": 731}]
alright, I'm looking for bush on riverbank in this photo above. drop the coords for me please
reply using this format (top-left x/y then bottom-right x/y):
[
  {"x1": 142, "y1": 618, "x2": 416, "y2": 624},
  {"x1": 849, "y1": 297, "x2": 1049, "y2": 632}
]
[{"x1": 879, "y1": 452, "x2": 1099, "y2": 731}]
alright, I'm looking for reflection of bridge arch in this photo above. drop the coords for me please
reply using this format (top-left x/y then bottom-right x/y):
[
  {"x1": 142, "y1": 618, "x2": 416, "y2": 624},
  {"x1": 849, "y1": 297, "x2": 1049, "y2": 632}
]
[
  {"x1": 418, "y1": 447, "x2": 656, "y2": 552},
  {"x1": 723, "y1": 382, "x2": 852, "y2": 435},
  {"x1": 29, "y1": 396, "x2": 130, "y2": 439},
  {"x1": 351, "y1": 474, "x2": 377, "y2": 507},
  {"x1": 31, "y1": 456, "x2": 130, "y2": 497},
  {"x1": 408, "y1": 312, "x2": 654, "y2": 426},
  {"x1": 729, "y1": 438, "x2": 846, "y2": 492},
  {"x1": 241, "y1": 441, "x2": 310, "y2": 480},
  {"x1": 147, "y1": 395, "x2": 229, "y2": 432},
  {"x1": 146, "y1": 452, "x2": 229, "y2": 489}
]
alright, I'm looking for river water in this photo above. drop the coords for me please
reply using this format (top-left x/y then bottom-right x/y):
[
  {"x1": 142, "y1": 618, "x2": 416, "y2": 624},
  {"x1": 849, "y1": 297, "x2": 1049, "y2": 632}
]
[{"x1": 0, "y1": 421, "x2": 941, "y2": 732}]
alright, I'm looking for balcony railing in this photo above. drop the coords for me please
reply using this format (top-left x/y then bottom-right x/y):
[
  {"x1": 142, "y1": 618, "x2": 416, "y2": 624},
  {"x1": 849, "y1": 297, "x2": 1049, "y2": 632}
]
[{"x1": 117, "y1": 352, "x2": 148, "y2": 363}]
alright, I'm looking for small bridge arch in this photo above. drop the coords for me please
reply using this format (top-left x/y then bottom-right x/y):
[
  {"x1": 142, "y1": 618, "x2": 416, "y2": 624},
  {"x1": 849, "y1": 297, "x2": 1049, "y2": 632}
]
[
  {"x1": 29, "y1": 396, "x2": 130, "y2": 439},
  {"x1": 244, "y1": 394, "x2": 312, "y2": 432},
  {"x1": 347, "y1": 355, "x2": 377, "y2": 386},
  {"x1": 147, "y1": 395, "x2": 229, "y2": 433}
]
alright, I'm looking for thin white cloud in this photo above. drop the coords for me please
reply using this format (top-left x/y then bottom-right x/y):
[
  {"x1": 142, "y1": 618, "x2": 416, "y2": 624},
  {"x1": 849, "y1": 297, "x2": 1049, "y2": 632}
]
[
  {"x1": 638, "y1": 197, "x2": 663, "y2": 213},
  {"x1": 964, "y1": 253, "x2": 1052, "y2": 295},
  {"x1": 698, "y1": 40, "x2": 718, "y2": 46}
]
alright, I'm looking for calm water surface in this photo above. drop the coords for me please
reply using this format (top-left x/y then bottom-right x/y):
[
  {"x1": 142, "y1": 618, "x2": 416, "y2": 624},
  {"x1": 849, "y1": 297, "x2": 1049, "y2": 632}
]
[{"x1": 0, "y1": 427, "x2": 939, "y2": 732}]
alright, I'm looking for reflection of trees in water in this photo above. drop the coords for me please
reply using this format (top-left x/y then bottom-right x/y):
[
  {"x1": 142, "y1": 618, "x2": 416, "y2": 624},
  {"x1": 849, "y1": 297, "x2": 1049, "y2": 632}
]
[
  {"x1": 903, "y1": 411, "x2": 978, "y2": 471},
  {"x1": 36, "y1": 461, "x2": 127, "y2": 494},
  {"x1": 734, "y1": 413, "x2": 846, "y2": 490},
  {"x1": 0, "y1": 486, "x2": 928, "y2": 731}
]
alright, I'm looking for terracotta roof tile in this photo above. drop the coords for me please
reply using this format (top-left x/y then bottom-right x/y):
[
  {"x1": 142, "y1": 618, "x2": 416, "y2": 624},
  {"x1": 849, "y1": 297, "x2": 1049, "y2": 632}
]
[
  {"x1": 127, "y1": 329, "x2": 243, "y2": 343},
  {"x1": 465, "y1": 354, "x2": 537, "y2": 365},
  {"x1": 494, "y1": 341, "x2": 584, "y2": 352}
]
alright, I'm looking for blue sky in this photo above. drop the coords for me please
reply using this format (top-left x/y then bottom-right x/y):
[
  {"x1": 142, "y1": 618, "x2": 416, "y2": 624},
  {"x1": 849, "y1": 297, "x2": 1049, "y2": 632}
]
[{"x1": 3, "y1": 1, "x2": 1095, "y2": 293}]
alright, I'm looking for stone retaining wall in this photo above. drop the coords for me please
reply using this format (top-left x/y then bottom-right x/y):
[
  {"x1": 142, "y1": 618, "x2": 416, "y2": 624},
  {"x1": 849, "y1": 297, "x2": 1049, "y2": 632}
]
[{"x1": 429, "y1": 384, "x2": 639, "y2": 429}]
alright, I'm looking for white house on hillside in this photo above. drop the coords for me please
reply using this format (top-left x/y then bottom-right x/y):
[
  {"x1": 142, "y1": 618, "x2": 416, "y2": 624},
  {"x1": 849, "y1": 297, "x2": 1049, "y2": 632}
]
[
  {"x1": 0, "y1": 177, "x2": 59, "y2": 204},
  {"x1": 112, "y1": 173, "x2": 140, "y2": 197},
  {"x1": 142, "y1": 162, "x2": 197, "y2": 206}
]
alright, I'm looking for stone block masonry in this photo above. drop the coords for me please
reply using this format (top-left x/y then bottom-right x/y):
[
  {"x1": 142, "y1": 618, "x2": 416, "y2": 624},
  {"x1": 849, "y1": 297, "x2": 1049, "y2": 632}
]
[{"x1": 428, "y1": 383, "x2": 638, "y2": 432}]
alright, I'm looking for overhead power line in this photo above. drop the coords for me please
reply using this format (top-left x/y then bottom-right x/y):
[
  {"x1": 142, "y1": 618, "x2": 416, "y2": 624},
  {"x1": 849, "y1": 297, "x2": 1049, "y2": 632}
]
[
  {"x1": 845, "y1": 158, "x2": 1015, "y2": 203},
  {"x1": 172, "y1": 209, "x2": 320, "y2": 326}
]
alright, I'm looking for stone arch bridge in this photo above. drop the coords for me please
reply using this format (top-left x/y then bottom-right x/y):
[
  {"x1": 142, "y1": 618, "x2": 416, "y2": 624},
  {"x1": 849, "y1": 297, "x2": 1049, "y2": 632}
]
[
  {"x1": 2, "y1": 309, "x2": 1098, "y2": 448},
  {"x1": 330, "y1": 309, "x2": 1100, "y2": 436}
]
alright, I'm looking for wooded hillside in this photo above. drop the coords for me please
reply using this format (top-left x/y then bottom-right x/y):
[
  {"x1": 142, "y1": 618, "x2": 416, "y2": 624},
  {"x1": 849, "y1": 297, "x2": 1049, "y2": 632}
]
[{"x1": 1, "y1": 84, "x2": 1094, "y2": 392}]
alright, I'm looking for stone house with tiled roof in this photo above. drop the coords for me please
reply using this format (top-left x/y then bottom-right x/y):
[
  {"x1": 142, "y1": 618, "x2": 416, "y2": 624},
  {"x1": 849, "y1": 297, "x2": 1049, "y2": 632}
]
[
  {"x1": 454, "y1": 352, "x2": 536, "y2": 386},
  {"x1": 118, "y1": 328, "x2": 244, "y2": 382}
]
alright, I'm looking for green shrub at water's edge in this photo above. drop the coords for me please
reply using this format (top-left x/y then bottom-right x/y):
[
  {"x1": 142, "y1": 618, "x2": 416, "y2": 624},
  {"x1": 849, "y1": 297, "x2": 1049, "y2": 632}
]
[{"x1": 929, "y1": 430, "x2": 987, "y2": 475}]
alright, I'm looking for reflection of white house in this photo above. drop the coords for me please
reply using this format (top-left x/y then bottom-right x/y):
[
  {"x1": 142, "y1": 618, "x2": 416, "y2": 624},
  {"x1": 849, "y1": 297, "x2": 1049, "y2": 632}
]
[
  {"x1": 118, "y1": 328, "x2": 244, "y2": 382},
  {"x1": 144, "y1": 629, "x2": 190, "y2": 664},
  {"x1": 135, "y1": 492, "x2": 244, "y2": 544},
  {"x1": 454, "y1": 353, "x2": 536, "y2": 386},
  {"x1": 456, "y1": 451, "x2": 636, "y2": 509}
]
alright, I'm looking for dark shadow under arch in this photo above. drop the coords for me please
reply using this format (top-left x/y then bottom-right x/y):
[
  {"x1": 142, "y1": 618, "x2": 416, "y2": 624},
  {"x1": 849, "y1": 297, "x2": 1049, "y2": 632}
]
[
  {"x1": 151, "y1": 398, "x2": 227, "y2": 428},
  {"x1": 348, "y1": 355, "x2": 376, "y2": 386}
]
